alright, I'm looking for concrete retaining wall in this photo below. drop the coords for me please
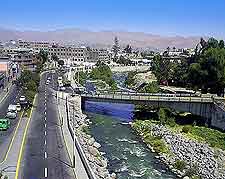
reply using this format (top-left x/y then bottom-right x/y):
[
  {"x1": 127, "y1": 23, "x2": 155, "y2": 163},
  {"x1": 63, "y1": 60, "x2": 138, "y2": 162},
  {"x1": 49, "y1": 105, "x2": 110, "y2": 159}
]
[{"x1": 65, "y1": 97, "x2": 97, "y2": 179}]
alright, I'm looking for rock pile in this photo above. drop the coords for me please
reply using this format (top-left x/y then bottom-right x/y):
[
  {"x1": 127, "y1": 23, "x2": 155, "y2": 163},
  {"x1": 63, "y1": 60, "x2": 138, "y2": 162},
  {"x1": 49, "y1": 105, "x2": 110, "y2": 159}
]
[{"x1": 150, "y1": 124, "x2": 225, "y2": 179}]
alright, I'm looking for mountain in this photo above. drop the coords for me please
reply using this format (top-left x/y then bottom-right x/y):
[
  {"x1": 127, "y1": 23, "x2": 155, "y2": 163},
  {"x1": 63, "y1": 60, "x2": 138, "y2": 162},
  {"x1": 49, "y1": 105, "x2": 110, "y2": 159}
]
[{"x1": 0, "y1": 28, "x2": 203, "y2": 50}]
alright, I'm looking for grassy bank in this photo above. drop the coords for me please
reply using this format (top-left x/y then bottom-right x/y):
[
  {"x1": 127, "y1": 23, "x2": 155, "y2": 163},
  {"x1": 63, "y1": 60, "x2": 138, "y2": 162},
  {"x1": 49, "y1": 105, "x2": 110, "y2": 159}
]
[{"x1": 132, "y1": 120, "x2": 170, "y2": 154}]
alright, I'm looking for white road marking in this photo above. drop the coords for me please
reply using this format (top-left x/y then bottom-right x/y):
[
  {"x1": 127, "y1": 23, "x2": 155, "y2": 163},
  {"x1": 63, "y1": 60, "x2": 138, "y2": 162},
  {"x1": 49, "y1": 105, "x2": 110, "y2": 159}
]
[
  {"x1": 44, "y1": 131, "x2": 47, "y2": 136},
  {"x1": 44, "y1": 152, "x2": 47, "y2": 159},
  {"x1": 44, "y1": 139, "x2": 47, "y2": 145},
  {"x1": 45, "y1": 123, "x2": 47, "y2": 128},
  {"x1": 44, "y1": 168, "x2": 48, "y2": 178},
  {"x1": 44, "y1": 111, "x2": 46, "y2": 115}
]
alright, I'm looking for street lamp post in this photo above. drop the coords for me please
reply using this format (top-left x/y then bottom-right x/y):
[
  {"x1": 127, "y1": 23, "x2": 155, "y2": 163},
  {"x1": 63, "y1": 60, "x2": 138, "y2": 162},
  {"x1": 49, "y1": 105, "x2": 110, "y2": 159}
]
[{"x1": 72, "y1": 105, "x2": 76, "y2": 168}]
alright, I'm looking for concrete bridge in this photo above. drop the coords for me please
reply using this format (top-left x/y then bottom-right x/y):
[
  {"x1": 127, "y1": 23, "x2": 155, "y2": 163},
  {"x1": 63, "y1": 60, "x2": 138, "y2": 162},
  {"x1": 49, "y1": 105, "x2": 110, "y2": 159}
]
[{"x1": 81, "y1": 92, "x2": 225, "y2": 131}]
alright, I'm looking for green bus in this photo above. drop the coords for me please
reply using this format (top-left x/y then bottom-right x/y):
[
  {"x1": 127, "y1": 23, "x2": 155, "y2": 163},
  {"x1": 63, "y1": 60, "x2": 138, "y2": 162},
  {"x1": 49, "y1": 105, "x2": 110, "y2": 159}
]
[{"x1": 0, "y1": 119, "x2": 10, "y2": 130}]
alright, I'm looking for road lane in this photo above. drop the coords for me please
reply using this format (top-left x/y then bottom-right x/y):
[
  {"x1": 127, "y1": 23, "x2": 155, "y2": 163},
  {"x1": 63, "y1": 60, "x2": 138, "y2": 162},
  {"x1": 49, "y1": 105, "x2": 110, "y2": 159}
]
[
  {"x1": 21, "y1": 72, "x2": 75, "y2": 179},
  {"x1": 0, "y1": 85, "x2": 22, "y2": 162}
]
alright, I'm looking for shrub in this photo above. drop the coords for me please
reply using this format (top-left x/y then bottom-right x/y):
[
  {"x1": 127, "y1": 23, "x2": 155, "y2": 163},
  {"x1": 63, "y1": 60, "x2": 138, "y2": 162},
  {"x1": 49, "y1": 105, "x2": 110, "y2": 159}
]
[
  {"x1": 82, "y1": 126, "x2": 91, "y2": 135},
  {"x1": 167, "y1": 117, "x2": 176, "y2": 127},
  {"x1": 174, "y1": 160, "x2": 187, "y2": 171},
  {"x1": 185, "y1": 164, "x2": 198, "y2": 177},
  {"x1": 182, "y1": 125, "x2": 192, "y2": 133}
]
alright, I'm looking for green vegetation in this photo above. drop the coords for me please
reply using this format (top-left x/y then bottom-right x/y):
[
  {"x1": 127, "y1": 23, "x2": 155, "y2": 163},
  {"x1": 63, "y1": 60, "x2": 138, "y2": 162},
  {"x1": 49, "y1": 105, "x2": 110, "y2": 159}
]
[
  {"x1": 16, "y1": 50, "x2": 46, "y2": 105},
  {"x1": 182, "y1": 125, "x2": 192, "y2": 133},
  {"x1": 138, "y1": 81, "x2": 160, "y2": 93},
  {"x1": 134, "y1": 106, "x2": 225, "y2": 151},
  {"x1": 81, "y1": 125, "x2": 91, "y2": 135},
  {"x1": 152, "y1": 37, "x2": 225, "y2": 95},
  {"x1": 132, "y1": 120, "x2": 170, "y2": 154},
  {"x1": 17, "y1": 70, "x2": 39, "y2": 104},
  {"x1": 151, "y1": 54, "x2": 173, "y2": 84},
  {"x1": 112, "y1": 36, "x2": 120, "y2": 60},
  {"x1": 190, "y1": 126, "x2": 225, "y2": 150},
  {"x1": 174, "y1": 160, "x2": 187, "y2": 171},
  {"x1": 116, "y1": 56, "x2": 132, "y2": 65},
  {"x1": 90, "y1": 61, "x2": 117, "y2": 90},
  {"x1": 74, "y1": 71, "x2": 88, "y2": 86},
  {"x1": 124, "y1": 71, "x2": 137, "y2": 87},
  {"x1": 185, "y1": 164, "x2": 199, "y2": 178}
]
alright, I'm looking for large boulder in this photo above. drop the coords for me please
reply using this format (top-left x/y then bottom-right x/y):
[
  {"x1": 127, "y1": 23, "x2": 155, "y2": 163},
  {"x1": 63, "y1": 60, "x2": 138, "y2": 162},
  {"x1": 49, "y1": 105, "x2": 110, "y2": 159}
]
[{"x1": 88, "y1": 146, "x2": 100, "y2": 157}]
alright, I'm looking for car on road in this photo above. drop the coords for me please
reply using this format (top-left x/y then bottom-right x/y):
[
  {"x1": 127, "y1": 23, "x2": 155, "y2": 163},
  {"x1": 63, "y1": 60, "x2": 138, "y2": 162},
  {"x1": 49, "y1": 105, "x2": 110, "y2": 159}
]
[
  {"x1": 0, "y1": 119, "x2": 10, "y2": 130},
  {"x1": 16, "y1": 103, "x2": 21, "y2": 112},
  {"x1": 60, "y1": 86, "x2": 66, "y2": 91},
  {"x1": 6, "y1": 111, "x2": 17, "y2": 119},
  {"x1": 19, "y1": 95, "x2": 28, "y2": 107},
  {"x1": 47, "y1": 77, "x2": 51, "y2": 81},
  {"x1": 8, "y1": 104, "x2": 17, "y2": 113},
  {"x1": 46, "y1": 80, "x2": 50, "y2": 85},
  {"x1": 19, "y1": 96, "x2": 26, "y2": 102}
]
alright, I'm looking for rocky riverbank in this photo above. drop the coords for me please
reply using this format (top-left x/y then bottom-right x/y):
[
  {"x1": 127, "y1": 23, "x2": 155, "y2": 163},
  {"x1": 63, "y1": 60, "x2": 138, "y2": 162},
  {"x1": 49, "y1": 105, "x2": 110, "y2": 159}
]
[
  {"x1": 132, "y1": 120, "x2": 225, "y2": 179},
  {"x1": 68, "y1": 97, "x2": 116, "y2": 179}
]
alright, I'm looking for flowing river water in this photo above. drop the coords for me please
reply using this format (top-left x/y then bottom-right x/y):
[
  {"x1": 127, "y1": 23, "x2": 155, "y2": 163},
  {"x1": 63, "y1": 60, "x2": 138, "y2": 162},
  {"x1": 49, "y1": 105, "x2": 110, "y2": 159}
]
[{"x1": 84, "y1": 101, "x2": 177, "y2": 179}]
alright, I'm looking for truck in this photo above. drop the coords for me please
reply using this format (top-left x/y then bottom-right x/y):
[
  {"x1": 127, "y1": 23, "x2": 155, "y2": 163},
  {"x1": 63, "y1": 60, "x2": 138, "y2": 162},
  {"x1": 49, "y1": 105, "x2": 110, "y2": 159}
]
[{"x1": 0, "y1": 119, "x2": 10, "y2": 130}]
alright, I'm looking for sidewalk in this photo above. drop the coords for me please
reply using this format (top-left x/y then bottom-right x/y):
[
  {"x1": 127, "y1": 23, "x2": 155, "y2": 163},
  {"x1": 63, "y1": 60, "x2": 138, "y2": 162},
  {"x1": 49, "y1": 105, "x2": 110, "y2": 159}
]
[{"x1": 57, "y1": 92, "x2": 89, "y2": 179}]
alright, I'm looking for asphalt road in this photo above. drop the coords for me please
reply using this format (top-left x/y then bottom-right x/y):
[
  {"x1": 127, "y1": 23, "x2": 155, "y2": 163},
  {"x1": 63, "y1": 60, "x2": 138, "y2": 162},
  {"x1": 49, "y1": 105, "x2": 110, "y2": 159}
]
[
  {"x1": 0, "y1": 84, "x2": 22, "y2": 161},
  {"x1": 21, "y1": 72, "x2": 75, "y2": 179}
]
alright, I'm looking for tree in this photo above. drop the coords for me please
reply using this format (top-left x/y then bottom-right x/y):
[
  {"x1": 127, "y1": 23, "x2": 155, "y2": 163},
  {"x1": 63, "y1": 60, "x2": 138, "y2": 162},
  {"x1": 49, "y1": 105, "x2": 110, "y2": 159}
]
[
  {"x1": 124, "y1": 44, "x2": 132, "y2": 54},
  {"x1": 167, "y1": 46, "x2": 170, "y2": 52},
  {"x1": 58, "y1": 60, "x2": 64, "y2": 66},
  {"x1": 219, "y1": 40, "x2": 225, "y2": 49},
  {"x1": 117, "y1": 56, "x2": 131, "y2": 65},
  {"x1": 39, "y1": 49, "x2": 48, "y2": 64},
  {"x1": 112, "y1": 37, "x2": 120, "y2": 60},
  {"x1": 207, "y1": 37, "x2": 218, "y2": 48},
  {"x1": 139, "y1": 81, "x2": 160, "y2": 93},
  {"x1": 51, "y1": 54, "x2": 59, "y2": 62},
  {"x1": 152, "y1": 55, "x2": 173, "y2": 84},
  {"x1": 158, "y1": 108, "x2": 166, "y2": 125}
]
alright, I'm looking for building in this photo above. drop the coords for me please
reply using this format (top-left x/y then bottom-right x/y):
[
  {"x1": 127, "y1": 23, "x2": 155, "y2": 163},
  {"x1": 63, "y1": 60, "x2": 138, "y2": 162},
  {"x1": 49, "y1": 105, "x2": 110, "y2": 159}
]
[
  {"x1": 17, "y1": 40, "x2": 50, "y2": 52},
  {"x1": 86, "y1": 48, "x2": 109, "y2": 62},
  {"x1": 48, "y1": 45, "x2": 87, "y2": 65},
  {"x1": 0, "y1": 56, "x2": 10, "y2": 74},
  {"x1": 1, "y1": 47, "x2": 37, "y2": 68}
]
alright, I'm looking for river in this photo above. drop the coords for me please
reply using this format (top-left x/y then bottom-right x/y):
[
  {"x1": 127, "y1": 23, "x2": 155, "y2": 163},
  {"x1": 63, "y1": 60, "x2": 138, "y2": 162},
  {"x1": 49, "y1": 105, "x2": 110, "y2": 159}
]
[{"x1": 84, "y1": 101, "x2": 177, "y2": 179}]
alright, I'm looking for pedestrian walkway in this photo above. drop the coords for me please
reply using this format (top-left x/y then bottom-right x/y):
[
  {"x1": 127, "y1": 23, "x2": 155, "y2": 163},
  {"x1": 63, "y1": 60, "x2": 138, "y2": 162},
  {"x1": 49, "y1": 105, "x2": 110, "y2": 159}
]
[{"x1": 57, "y1": 92, "x2": 89, "y2": 179}]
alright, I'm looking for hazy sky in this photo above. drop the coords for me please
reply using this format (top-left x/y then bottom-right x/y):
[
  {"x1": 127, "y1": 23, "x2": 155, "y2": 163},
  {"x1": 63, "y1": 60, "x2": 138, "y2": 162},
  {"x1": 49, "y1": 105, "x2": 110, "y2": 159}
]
[{"x1": 1, "y1": 0, "x2": 225, "y2": 38}]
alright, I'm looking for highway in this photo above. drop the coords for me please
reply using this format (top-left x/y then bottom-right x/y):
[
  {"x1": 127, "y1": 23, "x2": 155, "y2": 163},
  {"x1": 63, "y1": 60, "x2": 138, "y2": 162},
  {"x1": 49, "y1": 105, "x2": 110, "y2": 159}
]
[{"x1": 20, "y1": 72, "x2": 75, "y2": 179}]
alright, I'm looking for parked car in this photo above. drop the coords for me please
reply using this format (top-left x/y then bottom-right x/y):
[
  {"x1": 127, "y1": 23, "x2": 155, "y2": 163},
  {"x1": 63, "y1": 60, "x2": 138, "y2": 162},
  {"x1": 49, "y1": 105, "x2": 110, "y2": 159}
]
[{"x1": 0, "y1": 119, "x2": 10, "y2": 130}]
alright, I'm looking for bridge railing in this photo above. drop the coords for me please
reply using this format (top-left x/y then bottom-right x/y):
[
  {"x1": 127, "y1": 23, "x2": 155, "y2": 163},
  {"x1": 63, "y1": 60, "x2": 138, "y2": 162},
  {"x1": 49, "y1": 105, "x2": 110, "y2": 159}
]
[{"x1": 82, "y1": 93, "x2": 216, "y2": 103}]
